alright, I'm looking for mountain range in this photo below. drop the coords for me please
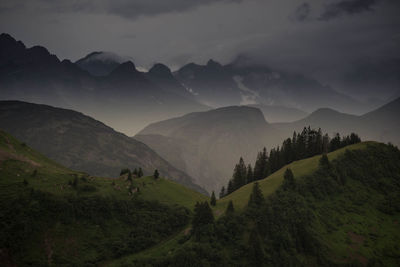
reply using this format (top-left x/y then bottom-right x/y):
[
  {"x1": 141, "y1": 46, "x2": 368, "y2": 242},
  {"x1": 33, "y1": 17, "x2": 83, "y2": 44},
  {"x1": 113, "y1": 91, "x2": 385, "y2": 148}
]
[
  {"x1": 0, "y1": 33, "x2": 207, "y2": 135},
  {"x1": 174, "y1": 56, "x2": 368, "y2": 114},
  {"x1": 0, "y1": 33, "x2": 380, "y2": 137}
]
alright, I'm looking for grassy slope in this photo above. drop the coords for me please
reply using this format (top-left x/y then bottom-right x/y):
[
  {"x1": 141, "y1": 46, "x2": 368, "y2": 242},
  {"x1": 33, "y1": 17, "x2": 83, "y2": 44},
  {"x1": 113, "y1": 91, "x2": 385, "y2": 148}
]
[
  {"x1": 0, "y1": 130, "x2": 207, "y2": 209},
  {"x1": 215, "y1": 142, "x2": 374, "y2": 213},
  {"x1": 110, "y1": 142, "x2": 400, "y2": 266},
  {"x1": 107, "y1": 142, "x2": 377, "y2": 266},
  {"x1": 0, "y1": 129, "x2": 208, "y2": 265}
]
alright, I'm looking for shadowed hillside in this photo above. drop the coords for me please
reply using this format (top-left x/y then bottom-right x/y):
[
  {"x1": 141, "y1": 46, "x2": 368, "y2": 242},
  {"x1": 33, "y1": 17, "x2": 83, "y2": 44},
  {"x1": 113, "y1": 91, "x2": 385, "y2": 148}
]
[
  {"x1": 0, "y1": 101, "x2": 207, "y2": 194},
  {"x1": 136, "y1": 106, "x2": 281, "y2": 193}
]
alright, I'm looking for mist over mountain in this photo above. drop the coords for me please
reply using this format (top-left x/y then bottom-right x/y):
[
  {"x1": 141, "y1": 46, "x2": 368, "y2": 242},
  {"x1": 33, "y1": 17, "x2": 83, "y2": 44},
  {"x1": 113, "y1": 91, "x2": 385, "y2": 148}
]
[
  {"x1": 247, "y1": 104, "x2": 309, "y2": 123},
  {"x1": 273, "y1": 97, "x2": 400, "y2": 146},
  {"x1": 0, "y1": 33, "x2": 207, "y2": 135},
  {"x1": 136, "y1": 106, "x2": 281, "y2": 193},
  {"x1": 174, "y1": 56, "x2": 367, "y2": 114},
  {"x1": 0, "y1": 100, "x2": 207, "y2": 194},
  {"x1": 75, "y1": 51, "x2": 128, "y2": 76}
]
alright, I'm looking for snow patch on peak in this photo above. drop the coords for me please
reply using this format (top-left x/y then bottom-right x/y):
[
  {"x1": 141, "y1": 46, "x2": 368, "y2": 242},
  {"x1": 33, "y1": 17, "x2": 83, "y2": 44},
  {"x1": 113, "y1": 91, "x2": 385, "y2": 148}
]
[{"x1": 233, "y1": 75, "x2": 260, "y2": 105}]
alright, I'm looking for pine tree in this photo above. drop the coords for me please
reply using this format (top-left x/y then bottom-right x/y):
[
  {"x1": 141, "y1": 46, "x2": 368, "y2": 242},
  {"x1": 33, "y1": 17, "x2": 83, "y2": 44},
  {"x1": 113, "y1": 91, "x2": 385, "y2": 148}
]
[
  {"x1": 138, "y1": 168, "x2": 143, "y2": 178},
  {"x1": 120, "y1": 168, "x2": 130, "y2": 176},
  {"x1": 282, "y1": 168, "x2": 295, "y2": 191},
  {"x1": 153, "y1": 169, "x2": 159, "y2": 179},
  {"x1": 210, "y1": 191, "x2": 216, "y2": 206},
  {"x1": 329, "y1": 133, "x2": 341, "y2": 152},
  {"x1": 192, "y1": 201, "x2": 214, "y2": 231},
  {"x1": 232, "y1": 157, "x2": 247, "y2": 190},
  {"x1": 248, "y1": 182, "x2": 264, "y2": 207},
  {"x1": 292, "y1": 131, "x2": 298, "y2": 160},
  {"x1": 254, "y1": 147, "x2": 268, "y2": 181},
  {"x1": 248, "y1": 228, "x2": 265, "y2": 266},
  {"x1": 246, "y1": 164, "x2": 254, "y2": 184},
  {"x1": 132, "y1": 168, "x2": 138, "y2": 176},
  {"x1": 219, "y1": 186, "x2": 226, "y2": 198},
  {"x1": 319, "y1": 154, "x2": 330, "y2": 169},
  {"x1": 322, "y1": 134, "x2": 330, "y2": 153},
  {"x1": 227, "y1": 180, "x2": 234, "y2": 195},
  {"x1": 316, "y1": 128, "x2": 323, "y2": 155},
  {"x1": 226, "y1": 200, "x2": 234, "y2": 215},
  {"x1": 127, "y1": 172, "x2": 132, "y2": 181}
]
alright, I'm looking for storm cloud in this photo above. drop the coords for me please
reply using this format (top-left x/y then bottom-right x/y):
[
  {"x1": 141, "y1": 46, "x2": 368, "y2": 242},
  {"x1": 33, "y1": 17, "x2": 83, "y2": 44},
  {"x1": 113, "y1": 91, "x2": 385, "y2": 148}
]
[
  {"x1": 0, "y1": 0, "x2": 242, "y2": 19},
  {"x1": 0, "y1": 0, "x2": 399, "y2": 104},
  {"x1": 319, "y1": 0, "x2": 379, "y2": 20}
]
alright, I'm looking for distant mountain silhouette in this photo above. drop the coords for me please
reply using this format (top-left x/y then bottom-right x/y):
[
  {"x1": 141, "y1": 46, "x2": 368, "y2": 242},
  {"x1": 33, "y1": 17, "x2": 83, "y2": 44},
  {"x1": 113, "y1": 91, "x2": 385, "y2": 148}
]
[
  {"x1": 247, "y1": 104, "x2": 309, "y2": 122},
  {"x1": 75, "y1": 51, "x2": 126, "y2": 76},
  {"x1": 273, "y1": 97, "x2": 400, "y2": 145},
  {"x1": 0, "y1": 100, "x2": 207, "y2": 194},
  {"x1": 136, "y1": 106, "x2": 281, "y2": 193},
  {"x1": 0, "y1": 33, "x2": 207, "y2": 135},
  {"x1": 175, "y1": 56, "x2": 367, "y2": 114}
]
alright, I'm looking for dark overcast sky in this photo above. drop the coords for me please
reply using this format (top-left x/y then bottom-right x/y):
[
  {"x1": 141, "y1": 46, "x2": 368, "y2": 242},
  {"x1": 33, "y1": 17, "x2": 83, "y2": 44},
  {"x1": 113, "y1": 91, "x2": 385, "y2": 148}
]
[{"x1": 1, "y1": 0, "x2": 399, "y2": 100}]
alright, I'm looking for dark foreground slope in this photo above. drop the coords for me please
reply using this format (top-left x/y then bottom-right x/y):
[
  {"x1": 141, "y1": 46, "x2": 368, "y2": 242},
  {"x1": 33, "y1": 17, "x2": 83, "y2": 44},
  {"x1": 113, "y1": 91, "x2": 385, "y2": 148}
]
[
  {"x1": 0, "y1": 101, "x2": 206, "y2": 194},
  {"x1": 111, "y1": 142, "x2": 400, "y2": 266},
  {"x1": 0, "y1": 130, "x2": 207, "y2": 266},
  {"x1": 136, "y1": 106, "x2": 281, "y2": 193}
]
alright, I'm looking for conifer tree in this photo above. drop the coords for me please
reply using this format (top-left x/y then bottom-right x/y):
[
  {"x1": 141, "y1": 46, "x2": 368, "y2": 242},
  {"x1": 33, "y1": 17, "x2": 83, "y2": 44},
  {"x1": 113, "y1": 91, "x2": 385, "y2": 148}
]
[
  {"x1": 282, "y1": 168, "x2": 295, "y2": 191},
  {"x1": 246, "y1": 164, "x2": 254, "y2": 184},
  {"x1": 248, "y1": 228, "x2": 265, "y2": 266},
  {"x1": 254, "y1": 147, "x2": 268, "y2": 181},
  {"x1": 227, "y1": 180, "x2": 234, "y2": 195},
  {"x1": 232, "y1": 157, "x2": 247, "y2": 190},
  {"x1": 192, "y1": 201, "x2": 214, "y2": 232},
  {"x1": 226, "y1": 200, "x2": 234, "y2": 215},
  {"x1": 132, "y1": 168, "x2": 138, "y2": 176},
  {"x1": 248, "y1": 182, "x2": 264, "y2": 207},
  {"x1": 219, "y1": 186, "x2": 226, "y2": 198},
  {"x1": 210, "y1": 191, "x2": 216, "y2": 206},
  {"x1": 153, "y1": 169, "x2": 159, "y2": 179},
  {"x1": 138, "y1": 167, "x2": 143, "y2": 178},
  {"x1": 330, "y1": 133, "x2": 341, "y2": 152},
  {"x1": 319, "y1": 154, "x2": 330, "y2": 169}
]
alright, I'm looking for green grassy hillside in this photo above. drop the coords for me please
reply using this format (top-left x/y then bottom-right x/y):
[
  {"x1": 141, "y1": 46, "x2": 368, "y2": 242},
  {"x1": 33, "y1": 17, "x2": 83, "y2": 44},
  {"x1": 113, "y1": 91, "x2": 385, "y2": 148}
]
[
  {"x1": 0, "y1": 129, "x2": 206, "y2": 208},
  {"x1": 111, "y1": 141, "x2": 400, "y2": 266},
  {"x1": 215, "y1": 141, "x2": 373, "y2": 213},
  {"x1": 0, "y1": 129, "x2": 207, "y2": 266}
]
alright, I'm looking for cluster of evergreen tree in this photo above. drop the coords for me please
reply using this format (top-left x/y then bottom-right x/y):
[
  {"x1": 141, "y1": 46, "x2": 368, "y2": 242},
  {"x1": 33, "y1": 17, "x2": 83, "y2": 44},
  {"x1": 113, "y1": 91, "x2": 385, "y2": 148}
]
[
  {"x1": 119, "y1": 167, "x2": 144, "y2": 178},
  {"x1": 118, "y1": 143, "x2": 400, "y2": 266},
  {"x1": 221, "y1": 127, "x2": 361, "y2": 197}
]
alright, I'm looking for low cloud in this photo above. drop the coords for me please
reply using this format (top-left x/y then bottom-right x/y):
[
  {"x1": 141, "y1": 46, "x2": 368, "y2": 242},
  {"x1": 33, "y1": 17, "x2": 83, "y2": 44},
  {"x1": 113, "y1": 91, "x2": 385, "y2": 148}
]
[
  {"x1": 319, "y1": 0, "x2": 379, "y2": 21},
  {"x1": 0, "y1": 0, "x2": 242, "y2": 19}
]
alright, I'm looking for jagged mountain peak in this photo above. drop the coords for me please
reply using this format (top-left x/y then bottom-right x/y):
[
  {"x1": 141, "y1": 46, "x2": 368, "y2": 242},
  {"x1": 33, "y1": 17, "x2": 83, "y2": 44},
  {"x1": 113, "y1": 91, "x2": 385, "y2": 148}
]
[
  {"x1": 149, "y1": 63, "x2": 173, "y2": 78},
  {"x1": 109, "y1": 61, "x2": 138, "y2": 76},
  {"x1": 206, "y1": 59, "x2": 222, "y2": 68}
]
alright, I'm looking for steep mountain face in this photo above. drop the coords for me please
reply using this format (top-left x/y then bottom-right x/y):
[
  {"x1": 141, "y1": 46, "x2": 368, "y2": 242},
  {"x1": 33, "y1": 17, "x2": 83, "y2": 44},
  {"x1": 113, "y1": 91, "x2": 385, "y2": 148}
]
[
  {"x1": 0, "y1": 100, "x2": 207, "y2": 194},
  {"x1": 174, "y1": 60, "x2": 243, "y2": 107},
  {"x1": 136, "y1": 106, "x2": 281, "y2": 193},
  {"x1": 75, "y1": 51, "x2": 126, "y2": 76},
  {"x1": 175, "y1": 56, "x2": 366, "y2": 114},
  {"x1": 273, "y1": 97, "x2": 400, "y2": 145},
  {"x1": 145, "y1": 63, "x2": 198, "y2": 101},
  {"x1": 0, "y1": 33, "x2": 207, "y2": 135}
]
